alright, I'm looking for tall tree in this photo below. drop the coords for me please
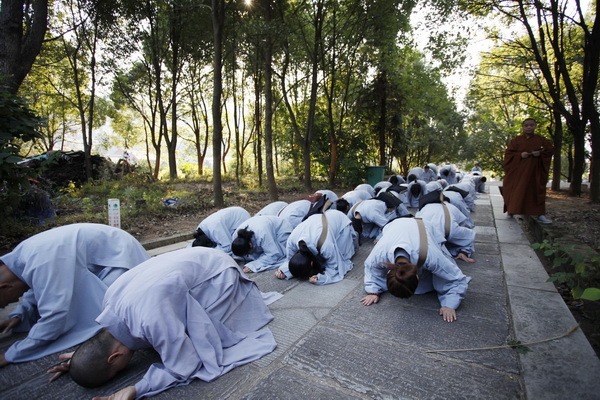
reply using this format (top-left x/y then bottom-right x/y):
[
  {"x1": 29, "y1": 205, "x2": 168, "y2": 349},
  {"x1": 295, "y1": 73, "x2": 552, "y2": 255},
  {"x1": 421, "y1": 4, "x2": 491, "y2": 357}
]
[
  {"x1": 52, "y1": 0, "x2": 106, "y2": 181},
  {"x1": 463, "y1": 0, "x2": 600, "y2": 200},
  {"x1": 212, "y1": 0, "x2": 225, "y2": 206},
  {"x1": 260, "y1": 0, "x2": 278, "y2": 199},
  {"x1": 0, "y1": 0, "x2": 48, "y2": 94},
  {"x1": 362, "y1": 0, "x2": 415, "y2": 167}
]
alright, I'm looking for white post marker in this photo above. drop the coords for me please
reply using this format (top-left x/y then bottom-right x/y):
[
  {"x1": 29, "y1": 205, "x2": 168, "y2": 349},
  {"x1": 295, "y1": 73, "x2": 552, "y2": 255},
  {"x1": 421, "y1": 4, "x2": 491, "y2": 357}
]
[{"x1": 108, "y1": 198, "x2": 121, "y2": 228}]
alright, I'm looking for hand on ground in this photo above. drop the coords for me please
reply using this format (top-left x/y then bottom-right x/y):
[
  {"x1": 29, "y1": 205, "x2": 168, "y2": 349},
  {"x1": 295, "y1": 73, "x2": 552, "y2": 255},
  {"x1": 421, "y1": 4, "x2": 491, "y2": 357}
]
[
  {"x1": 275, "y1": 269, "x2": 285, "y2": 280},
  {"x1": 309, "y1": 275, "x2": 318, "y2": 284},
  {"x1": 47, "y1": 352, "x2": 74, "y2": 382},
  {"x1": 360, "y1": 294, "x2": 380, "y2": 306},
  {"x1": 439, "y1": 307, "x2": 457, "y2": 322},
  {"x1": 242, "y1": 266, "x2": 253, "y2": 273},
  {"x1": 92, "y1": 386, "x2": 136, "y2": 400}
]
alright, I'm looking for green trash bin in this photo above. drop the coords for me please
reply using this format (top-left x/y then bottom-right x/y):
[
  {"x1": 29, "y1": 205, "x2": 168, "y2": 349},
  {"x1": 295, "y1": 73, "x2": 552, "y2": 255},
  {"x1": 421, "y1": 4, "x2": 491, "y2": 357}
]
[{"x1": 366, "y1": 166, "x2": 386, "y2": 187}]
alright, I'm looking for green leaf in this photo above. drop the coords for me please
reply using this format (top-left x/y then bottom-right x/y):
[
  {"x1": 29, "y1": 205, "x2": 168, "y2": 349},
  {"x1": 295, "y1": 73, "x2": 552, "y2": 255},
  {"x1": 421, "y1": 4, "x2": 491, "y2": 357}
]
[
  {"x1": 580, "y1": 288, "x2": 600, "y2": 301},
  {"x1": 572, "y1": 286, "x2": 584, "y2": 299},
  {"x1": 575, "y1": 263, "x2": 586, "y2": 275}
]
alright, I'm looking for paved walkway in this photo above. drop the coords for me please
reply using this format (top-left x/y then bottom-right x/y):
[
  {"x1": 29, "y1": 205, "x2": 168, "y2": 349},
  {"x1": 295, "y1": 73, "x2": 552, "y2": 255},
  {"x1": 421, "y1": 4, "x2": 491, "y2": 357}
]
[{"x1": 1, "y1": 182, "x2": 599, "y2": 399}]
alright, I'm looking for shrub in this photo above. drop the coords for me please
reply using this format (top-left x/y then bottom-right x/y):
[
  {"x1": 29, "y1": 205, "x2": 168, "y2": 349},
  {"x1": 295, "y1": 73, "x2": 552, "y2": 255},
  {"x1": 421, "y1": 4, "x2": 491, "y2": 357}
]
[{"x1": 532, "y1": 240, "x2": 600, "y2": 301}]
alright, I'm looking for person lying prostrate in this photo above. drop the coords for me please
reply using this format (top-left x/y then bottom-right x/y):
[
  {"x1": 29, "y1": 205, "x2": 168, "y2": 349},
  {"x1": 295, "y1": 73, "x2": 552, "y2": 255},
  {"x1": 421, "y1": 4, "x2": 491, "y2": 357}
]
[
  {"x1": 360, "y1": 218, "x2": 471, "y2": 322},
  {"x1": 256, "y1": 201, "x2": 288, "y2": 216},
  {"x1": 405, "y1": 180, "x2": 427, "y2": 208},
  {"x1": 415, "y1": 201, "x2": 476, "y2": 263},
  {"x1": 231, "y1": 215, "x2": 293, "y2": 273},
  {"x1": 354, "y1": 183, "x2": 376, "y2": 197},
  {"x1": 48, "y1": 247, "x2": 279, "y2": 399},
  {"x1": 0, "y1": 223, "x2": 149, "y2": 367},
  {"x1": 335, "y1": 190, "x2": 373, "y2": 214},
  {"x1": 190, "y1": 206, "x2": 251, "y2": 254},
  {"x1": 275, "y1": 210, "x2": 357, "y2": 285}
]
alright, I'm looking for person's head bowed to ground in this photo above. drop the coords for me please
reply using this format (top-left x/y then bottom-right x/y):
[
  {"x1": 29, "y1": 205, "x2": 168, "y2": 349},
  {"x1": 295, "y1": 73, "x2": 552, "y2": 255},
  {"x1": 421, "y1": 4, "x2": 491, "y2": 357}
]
[
  {"x1": 48, "y1": 247, "x2": 280, "y2": 399},
  {"x1": 0, "y1": 223, "x2": 149, "y2": 368},
  {"x1": 360, "y1": 218, "x2": 471, "y2": 322}
]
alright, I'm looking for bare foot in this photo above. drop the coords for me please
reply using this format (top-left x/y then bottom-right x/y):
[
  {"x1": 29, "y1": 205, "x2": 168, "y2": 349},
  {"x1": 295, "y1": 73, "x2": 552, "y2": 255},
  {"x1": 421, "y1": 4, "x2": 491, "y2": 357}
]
[{"x1": 455, "y1": 252, "x2": 475, "y2": 263}]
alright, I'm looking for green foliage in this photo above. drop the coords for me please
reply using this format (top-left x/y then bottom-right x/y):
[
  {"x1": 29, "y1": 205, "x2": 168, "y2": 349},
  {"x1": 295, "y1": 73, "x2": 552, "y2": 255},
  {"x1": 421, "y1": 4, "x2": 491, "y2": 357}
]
[
  {"x1": 0, "y1": 92, "x2": 45, "y2": 185},
  {"x1": 532, "y1": 240, "x2": 600, "y2": 301},
  {"x1": 0, "y1": 91, "x2": 45, "y2": 224}
]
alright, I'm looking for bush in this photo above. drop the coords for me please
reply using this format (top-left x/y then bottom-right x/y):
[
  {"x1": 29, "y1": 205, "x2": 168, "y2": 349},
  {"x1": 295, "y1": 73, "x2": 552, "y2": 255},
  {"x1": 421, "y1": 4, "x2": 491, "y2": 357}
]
[
  {"x1": 532, "y1": 240, "x2": 600, "y2": 301},
  {"x1": 0, "y1": 91, "x2": 44, "y2": 186}
]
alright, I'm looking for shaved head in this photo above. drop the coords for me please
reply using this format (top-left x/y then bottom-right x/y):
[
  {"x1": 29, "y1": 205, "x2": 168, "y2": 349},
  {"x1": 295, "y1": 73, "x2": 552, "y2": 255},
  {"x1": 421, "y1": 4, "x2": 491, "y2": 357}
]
[{"x1": 70, "y1": 329, "x2": 132, "y2": 388}]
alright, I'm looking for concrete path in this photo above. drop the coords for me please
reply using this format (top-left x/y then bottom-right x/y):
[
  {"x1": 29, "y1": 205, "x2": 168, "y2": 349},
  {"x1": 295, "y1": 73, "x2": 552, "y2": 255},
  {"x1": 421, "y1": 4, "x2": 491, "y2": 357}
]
[{"x1": 1, "y1": 182, "x2": 599, "y2": 399}]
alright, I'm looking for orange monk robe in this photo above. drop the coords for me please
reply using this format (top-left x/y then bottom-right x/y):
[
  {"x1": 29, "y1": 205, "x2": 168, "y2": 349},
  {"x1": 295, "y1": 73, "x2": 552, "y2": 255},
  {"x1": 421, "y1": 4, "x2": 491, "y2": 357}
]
[{"x1": 502, "y1": 133, "x2": 554, "y2": 215}]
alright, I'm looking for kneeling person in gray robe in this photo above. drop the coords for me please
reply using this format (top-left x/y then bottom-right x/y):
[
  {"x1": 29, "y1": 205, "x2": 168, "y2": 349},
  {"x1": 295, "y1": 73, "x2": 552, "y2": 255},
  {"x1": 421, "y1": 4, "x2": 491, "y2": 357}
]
[{"x1": 51, "y1": 247, "x2": 279, "y2": 399}]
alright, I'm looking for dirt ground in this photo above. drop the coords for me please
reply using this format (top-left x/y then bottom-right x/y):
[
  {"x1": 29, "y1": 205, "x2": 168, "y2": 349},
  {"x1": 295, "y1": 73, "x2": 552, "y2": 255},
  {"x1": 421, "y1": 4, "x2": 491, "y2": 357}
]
[
  {"x1": 544, "y1": 190, "x2": 600, "y2": 250},
  {"x1": 125, "y1": 186, "x2": 317, "y2": 243}
]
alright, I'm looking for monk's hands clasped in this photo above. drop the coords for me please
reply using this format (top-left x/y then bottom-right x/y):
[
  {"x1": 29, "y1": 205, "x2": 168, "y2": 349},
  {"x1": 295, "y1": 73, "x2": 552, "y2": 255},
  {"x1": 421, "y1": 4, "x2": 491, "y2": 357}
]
[{"x1": 47, "y1": 352, "x2": 74, "y2": 382}]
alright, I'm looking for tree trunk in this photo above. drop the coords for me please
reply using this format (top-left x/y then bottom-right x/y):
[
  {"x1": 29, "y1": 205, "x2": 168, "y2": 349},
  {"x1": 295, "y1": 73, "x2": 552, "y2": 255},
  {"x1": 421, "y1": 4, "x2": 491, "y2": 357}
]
[
  {"x1": 567, "y1": 142, "x2": 573, "y2": 183},
  {"x1": 588, "y1": 111, "x2": 600, "y2": 202},
  {"x1": 376, "y1": 71, "x2": 387, "y2": 167},
  {"x1": 568, "y1": 119, "x2": 586, "y2": 197},
  {"x1": 263, "y1": 0, "x2": 278, "y2": 200},
  {"x1": 211, "y1": 0, "x2": 225, "y2": 207},
  {"x1": 302, "y1": 0, "x2": 324, "y2": 193},
  {"x1": 253, "y1": 65, "x2": 263, "y2": 186},
  {"x1": 0, "y1": 0, "x2": 48, "y2": 94},
  {"x1": 550, "y1": 109, "x2": 563, "y2": 191}
]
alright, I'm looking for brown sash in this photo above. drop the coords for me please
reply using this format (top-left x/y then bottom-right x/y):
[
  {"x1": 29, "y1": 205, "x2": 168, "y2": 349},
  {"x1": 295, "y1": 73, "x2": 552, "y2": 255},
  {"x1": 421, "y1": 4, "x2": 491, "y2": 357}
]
[
  {"x1": 349, "y1": 200, "x2": 364, "y2": 216},
  {"x1": 415, "y1": 218, "x2": 428, "y2": 267},
  {"x1": 317, "y1": 213, "x2": 328, "y2": 252},
  {"x1": 438, "y1": 192, "x2": 451, "y2": 239}
]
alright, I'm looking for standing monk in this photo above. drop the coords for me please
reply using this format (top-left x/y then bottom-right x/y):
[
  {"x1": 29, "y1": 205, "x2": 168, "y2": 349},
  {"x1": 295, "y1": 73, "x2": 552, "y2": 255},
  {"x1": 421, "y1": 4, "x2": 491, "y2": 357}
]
[{"x1": 502, "y1": 118, "x2": 554, "y2": 223}]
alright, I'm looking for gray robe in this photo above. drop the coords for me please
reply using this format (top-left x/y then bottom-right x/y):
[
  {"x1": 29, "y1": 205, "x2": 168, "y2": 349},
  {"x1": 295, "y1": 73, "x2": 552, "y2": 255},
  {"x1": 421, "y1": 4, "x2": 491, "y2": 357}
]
[
  {"x1": 1, "y1": 223, "x2": 149, "y2": 363},
  {"x1": 97, "y1": 247, "x2": 279, "y2": 398}
]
